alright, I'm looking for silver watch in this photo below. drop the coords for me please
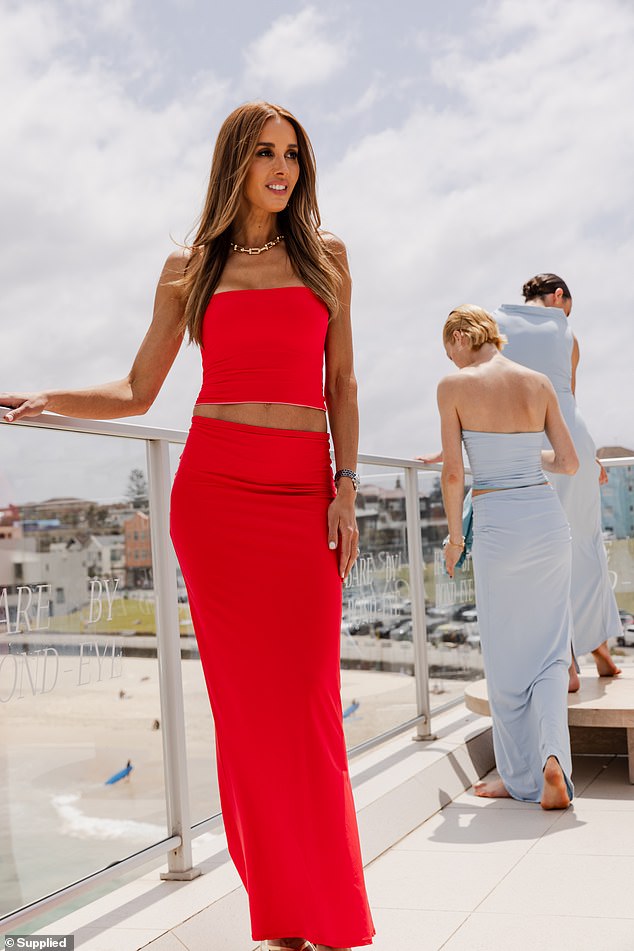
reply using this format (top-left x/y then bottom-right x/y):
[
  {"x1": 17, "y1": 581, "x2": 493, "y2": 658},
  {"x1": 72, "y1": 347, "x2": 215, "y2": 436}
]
[{"x1": 334, "y1": 468, "x2": 360, "y2": 492}]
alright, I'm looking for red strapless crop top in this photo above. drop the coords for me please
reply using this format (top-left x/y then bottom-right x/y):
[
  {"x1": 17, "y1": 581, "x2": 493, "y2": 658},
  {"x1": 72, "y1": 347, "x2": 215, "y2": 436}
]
[{"x1": 196, "y1": 286, "x2": 328, "y2": 411}]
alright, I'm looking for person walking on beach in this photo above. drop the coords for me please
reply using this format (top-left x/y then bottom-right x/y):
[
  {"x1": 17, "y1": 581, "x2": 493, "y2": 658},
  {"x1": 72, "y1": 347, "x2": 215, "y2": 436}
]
[
  {"x1": 1, "y1": 101, "x2": 374, "y2": 951},
  {"x1": 494, "y1": 274, "x2": 622, "y2": 691},
  {"x1": 438, "y1": 305, "x2": 578, "y2": 808}
]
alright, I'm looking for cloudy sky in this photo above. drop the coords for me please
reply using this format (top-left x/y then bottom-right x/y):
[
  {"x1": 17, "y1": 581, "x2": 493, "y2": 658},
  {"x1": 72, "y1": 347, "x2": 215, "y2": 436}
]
[{"x1": 1, "y1": 0, "x2": 633, "y2": 505}]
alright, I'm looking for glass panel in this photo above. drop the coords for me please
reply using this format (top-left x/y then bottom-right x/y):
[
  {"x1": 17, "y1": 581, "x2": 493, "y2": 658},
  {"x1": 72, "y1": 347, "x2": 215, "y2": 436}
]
[
  {"x1": 342, "y1": 464, "x2": 418, "y2": 747},
  {"x1": 416, "y1": 468, "x2": 484, "y2": 710},
  {"x1": 0, "y1": 425, "x2": 167, "y2": 918},
  {"x1": 601, "y1": 459, "x2": 634, "y2": 666},
  {"x1": 167, "y1": 442, "x2": 219, "y2": 826}
]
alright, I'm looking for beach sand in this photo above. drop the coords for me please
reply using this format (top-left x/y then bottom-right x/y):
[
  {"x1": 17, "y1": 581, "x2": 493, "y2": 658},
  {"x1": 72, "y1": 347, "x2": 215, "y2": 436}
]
[{"x1": 0, "y1": 648, "x2": 438, "y2": 918}]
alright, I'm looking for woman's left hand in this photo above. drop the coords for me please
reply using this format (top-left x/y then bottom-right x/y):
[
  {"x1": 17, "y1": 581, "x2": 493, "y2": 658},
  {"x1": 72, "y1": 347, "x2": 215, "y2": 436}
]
[
  {"x1": 327, "y1": 493, "x2": 359, "y2": 581},
  {"x1": 443, "y1": 541, "x2": 463, "y2": 579},
  {"x1": 596, "y1": 458, "x2": 608, "y2": 485}
]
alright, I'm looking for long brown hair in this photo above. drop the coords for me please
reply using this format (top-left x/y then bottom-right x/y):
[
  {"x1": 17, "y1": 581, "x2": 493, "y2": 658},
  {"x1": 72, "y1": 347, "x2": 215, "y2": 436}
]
[{"x1": 175, "y1": 101, "x2": 342, "y2": 345}]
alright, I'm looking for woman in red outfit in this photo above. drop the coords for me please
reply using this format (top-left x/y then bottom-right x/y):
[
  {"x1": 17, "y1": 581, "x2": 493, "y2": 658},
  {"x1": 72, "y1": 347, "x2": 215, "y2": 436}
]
[{"x1": 1, "y1": 101, "x2": 375, "y2": 951}]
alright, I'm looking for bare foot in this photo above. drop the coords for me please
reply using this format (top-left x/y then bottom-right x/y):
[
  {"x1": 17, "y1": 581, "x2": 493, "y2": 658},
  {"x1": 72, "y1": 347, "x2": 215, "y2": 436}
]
[
  {"x1": 541, "y1": 756, "x2": 570, "y2": 810},
  {"x1": 474, "y1": 778, "x2": 511, "y2": 799},
  {"x1": 568, "y1": 661, "x2": 580, "y2": 693},
  {"x1": 592, "y1": 641, "x2": 622, "y2": 677}
]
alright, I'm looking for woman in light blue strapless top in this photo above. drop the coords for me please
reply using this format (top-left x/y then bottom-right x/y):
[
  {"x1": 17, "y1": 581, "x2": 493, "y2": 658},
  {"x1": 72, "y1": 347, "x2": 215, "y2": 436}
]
[
  {"x1": 438, "y1": 304, "x2": 579, "y2": 807},
  {"x1": 493, "y1": 274, "x2": 621, "y2": 689}
]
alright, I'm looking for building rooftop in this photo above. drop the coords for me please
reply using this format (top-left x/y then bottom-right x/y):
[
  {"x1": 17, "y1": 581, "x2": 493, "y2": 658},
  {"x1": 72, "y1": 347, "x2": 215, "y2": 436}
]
[{"x1": 597, "y1": 446, "x2": 634, "y2": 458}]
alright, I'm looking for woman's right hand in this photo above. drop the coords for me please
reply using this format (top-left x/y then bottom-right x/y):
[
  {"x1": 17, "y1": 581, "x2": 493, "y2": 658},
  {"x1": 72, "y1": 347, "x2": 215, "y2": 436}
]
[{"x1": 0, "y1": 392, "x2": 50, "y2": 422}]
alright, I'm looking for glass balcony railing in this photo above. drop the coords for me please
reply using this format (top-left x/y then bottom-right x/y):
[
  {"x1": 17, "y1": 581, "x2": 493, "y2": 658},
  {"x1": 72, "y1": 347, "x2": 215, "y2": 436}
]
[
  {"x1": 341, "y1": 463, "x2": 418, "y2": 748},
  {"x1": 349, "y1": 461, "x2": 481, "y2": 723},
  {"x1": 1, "y1": 408, "x2": 631, "y2": 933},
  {"x1": 0, "y1": 426, "x2": 174, "y2": 920},
  {"x1": 600, "y1": 456, "x2": 634, "y2": 661}
]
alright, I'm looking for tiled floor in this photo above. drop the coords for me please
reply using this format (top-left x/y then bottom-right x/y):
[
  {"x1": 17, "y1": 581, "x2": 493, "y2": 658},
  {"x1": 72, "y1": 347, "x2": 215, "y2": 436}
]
[
  {"x1": 28, "y1": 744, "x2": 634, "y2": 951},
  {"x1": 355, "y1": 755, "x2": 634, "y2": 951}
]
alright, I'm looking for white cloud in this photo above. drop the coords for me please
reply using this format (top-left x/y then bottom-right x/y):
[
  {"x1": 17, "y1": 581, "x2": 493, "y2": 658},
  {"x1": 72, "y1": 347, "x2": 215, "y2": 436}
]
[
  {"x1": 0, "y1": 0, "x2": 229, "y2": 502},
  {"x1": 91, "y1": 0, "x2": 135, "y2": 31},
  {"x1": 0, "y1": 1, "x2": 69, "y2": 74},
  {"x1": 1, "y1": 0, "x2": 633, "y2": 506},
  {"x1": 63, "y1": 0, "x2": 136, "y2": 30},
  {"x1": 321, "y1": 0, "x2": 634, "y2": 457},
  {"x1": 325, "y1": 74, "x2": 388, "y2": 123},
  {"x1": 243, "y1": 6, "x2": 350, "y2": 96}
]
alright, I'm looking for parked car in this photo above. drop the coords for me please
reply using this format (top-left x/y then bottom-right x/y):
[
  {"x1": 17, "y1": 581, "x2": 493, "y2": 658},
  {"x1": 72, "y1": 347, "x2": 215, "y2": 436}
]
[
  {"x1": 619, "y1": 611, "x2": 633, "y2": 629},
  {"x1": 617, "y1": 624, "x2": 634, "y2": 648},
  {"x1": 389, "y1": 619, "x2": 413, "y2": 642},
  {"x1": 451, "y1": 603, "x2": 477, "y2": 622},
  {"x1": 426, "y1": 606, "x2": 452, "y2": 621},
  {"x1": 460, "y1": 608, "x2": 478, "y2": 623},
  {"x1": 425, "y1": 613, "x2": 448, "y2": 633},
  {"x1": 465, "y1": 629, "x2": 481, "y2": 649},
  {"x1": 428, "y1": 622, "x2": 468, "y2": 646}
]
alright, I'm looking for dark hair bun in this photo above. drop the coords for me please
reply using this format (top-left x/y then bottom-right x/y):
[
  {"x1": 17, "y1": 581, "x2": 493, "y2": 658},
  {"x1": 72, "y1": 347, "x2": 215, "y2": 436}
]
[
  {"x1": 522, "y1": 273, "x2": 572, "y2": 302},
  {"x1": 522, "y1": 277, "x2": 542, "y2": 300}
]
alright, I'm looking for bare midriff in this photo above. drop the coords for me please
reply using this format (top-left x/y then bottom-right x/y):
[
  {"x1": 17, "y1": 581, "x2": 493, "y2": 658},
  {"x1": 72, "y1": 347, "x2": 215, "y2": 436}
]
[
  {"x1": 472, "y1": 487, "x2": 510, "y2": 497},
  {"x1": 193, "y1": 402, "x2": 328, "y2": 433},
  {"x1": 472, "y1": 482, "x2": 549, "y2": 497}
]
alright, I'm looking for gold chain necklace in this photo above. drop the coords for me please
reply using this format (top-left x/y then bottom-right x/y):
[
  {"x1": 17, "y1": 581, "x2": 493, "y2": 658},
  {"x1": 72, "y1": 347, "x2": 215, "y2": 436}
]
[{"x1": 230, "y1": 234, "x2": 284, "y2": 255}]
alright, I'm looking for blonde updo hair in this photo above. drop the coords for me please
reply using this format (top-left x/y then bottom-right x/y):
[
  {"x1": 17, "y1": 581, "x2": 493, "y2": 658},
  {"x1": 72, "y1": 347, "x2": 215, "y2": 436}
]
[{"x1": 443, "y1": 304, "x2": 507, "y2": 352}]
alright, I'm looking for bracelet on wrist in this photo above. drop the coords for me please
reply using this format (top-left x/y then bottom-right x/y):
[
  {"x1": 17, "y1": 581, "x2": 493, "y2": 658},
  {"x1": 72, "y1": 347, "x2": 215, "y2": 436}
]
[
  {"x1": 443, "y1": 536, "x2": 465, "y2": 550},
  {"x1": 334, "y1": 468, "x2": 360, "y2": 492}
]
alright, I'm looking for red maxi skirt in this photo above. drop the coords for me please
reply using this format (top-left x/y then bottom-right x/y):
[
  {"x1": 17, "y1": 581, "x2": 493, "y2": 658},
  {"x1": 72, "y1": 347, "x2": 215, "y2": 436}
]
[{"x1": 170, "y1": 416, "x2": 375, "y2": 947}]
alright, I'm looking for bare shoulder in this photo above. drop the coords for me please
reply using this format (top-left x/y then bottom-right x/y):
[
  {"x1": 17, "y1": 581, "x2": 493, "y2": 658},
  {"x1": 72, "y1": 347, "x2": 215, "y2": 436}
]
[
  {"x1": 437, "y1": 372, "x2": 464, "y2": 398},
  {"x1": 320, "y1": 230, "x2": 350, "y2": 273},
  {"x1": 161, "y1": 247, "x2": 192, "y2": 281},
  {"x1": 503, "y1": 356, "x2": 547, "y2": 385},
  {"x1": 517, "y1": 365, "x2": 556, "y2": 394},
  {"x1": 156, "y1": 248, "x2": 193, "y2": 309},
  {"x1": 319, "y1": 230, "x2": 347, "y2": 255},
  {"x1": 533, "y1": 369, "x2": 555, "y2": 391}
]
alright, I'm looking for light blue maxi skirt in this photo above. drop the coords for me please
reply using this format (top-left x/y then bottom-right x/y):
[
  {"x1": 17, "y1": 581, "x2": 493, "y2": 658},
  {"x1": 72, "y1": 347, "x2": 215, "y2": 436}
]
[
  {"x1": 549, "y1": 395, "x2": 621, "y2": 656},
  {"x1": 472, "y1": 484, "x2": 574, "y2": 802}
]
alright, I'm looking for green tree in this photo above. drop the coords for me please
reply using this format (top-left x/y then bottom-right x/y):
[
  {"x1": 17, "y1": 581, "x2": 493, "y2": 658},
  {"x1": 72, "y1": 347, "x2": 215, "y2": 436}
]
[{"x1": 126, "y1": 469, "x2": 149, "y2": 510}]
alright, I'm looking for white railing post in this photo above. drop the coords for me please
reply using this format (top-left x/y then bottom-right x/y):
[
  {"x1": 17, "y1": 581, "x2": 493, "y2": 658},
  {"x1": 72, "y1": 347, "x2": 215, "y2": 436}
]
[
  {"x1": 404, "y1": 465, "x2": 434, "y2": 740},
  {"x1": 146, "y1": 438, "x2": 200, "y2": 880}
]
